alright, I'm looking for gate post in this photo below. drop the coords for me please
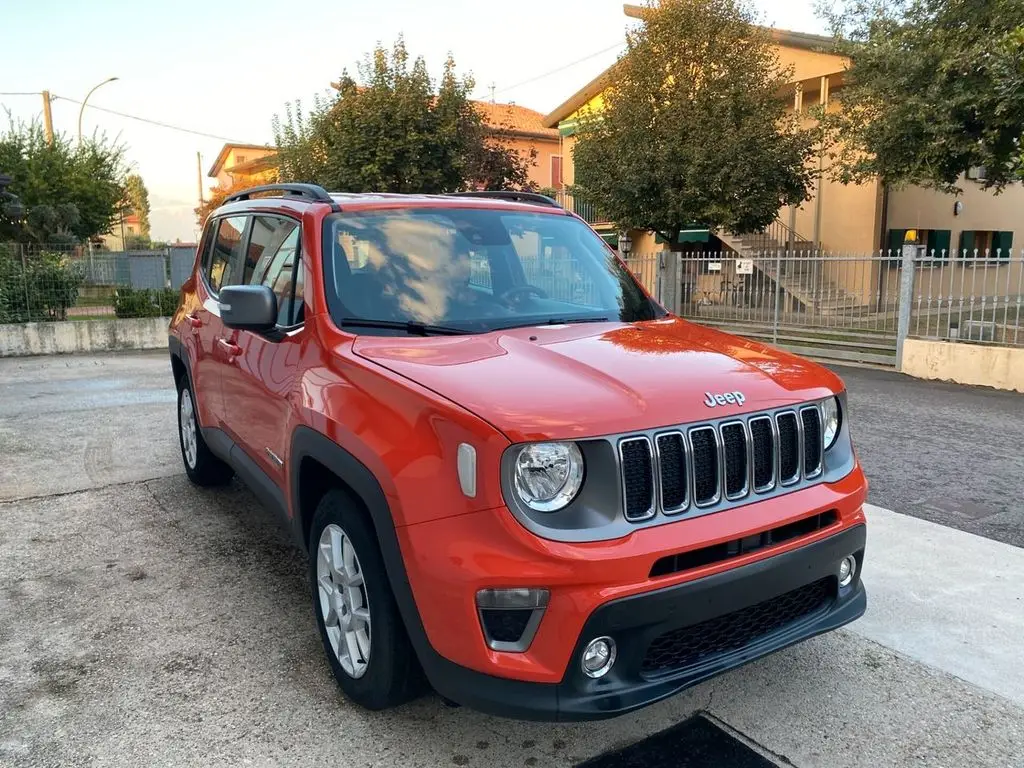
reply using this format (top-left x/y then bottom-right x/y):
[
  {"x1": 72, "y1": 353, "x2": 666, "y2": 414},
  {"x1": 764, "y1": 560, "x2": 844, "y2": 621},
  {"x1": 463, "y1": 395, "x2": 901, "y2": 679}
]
[
  {"x1": 896, "y1": 243, "x2": 917, "y2": 371},
  {"x1": 661, "y1": 251, "x2": 682, "y2": 315}
]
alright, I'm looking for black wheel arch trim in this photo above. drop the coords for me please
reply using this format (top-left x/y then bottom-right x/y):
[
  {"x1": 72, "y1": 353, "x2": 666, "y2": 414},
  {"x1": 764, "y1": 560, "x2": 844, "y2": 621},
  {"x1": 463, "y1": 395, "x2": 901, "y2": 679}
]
[
  {"x1": 168, "y1": 336, "x2": 191, "y2": 383},
  {"x1": 285, "y1": 426, "x2": 530, "y2": 709},
  {"x1": 288, "y1": 429, "x2": 423, "y2": 632}
]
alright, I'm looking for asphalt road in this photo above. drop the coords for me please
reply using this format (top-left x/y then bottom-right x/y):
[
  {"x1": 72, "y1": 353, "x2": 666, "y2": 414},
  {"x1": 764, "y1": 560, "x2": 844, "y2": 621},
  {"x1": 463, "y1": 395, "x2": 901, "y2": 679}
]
[
  {"x1": 833, "y1": 363, "x2": 1024, "y2": 548},
  {"x1": 1, "y1": 351, "x2": 1022, "y2": 768}
]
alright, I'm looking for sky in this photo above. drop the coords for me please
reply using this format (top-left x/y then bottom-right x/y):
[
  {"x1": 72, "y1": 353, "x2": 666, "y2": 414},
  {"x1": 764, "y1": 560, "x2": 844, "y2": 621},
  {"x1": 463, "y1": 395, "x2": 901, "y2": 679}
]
[{"x1": 1, "y1": 0, "x2": 828, "y2": 243}]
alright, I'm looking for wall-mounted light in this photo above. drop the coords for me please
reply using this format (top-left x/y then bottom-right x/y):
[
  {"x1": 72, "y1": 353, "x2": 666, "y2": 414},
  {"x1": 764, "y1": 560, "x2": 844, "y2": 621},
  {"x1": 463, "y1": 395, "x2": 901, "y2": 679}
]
[
  {"x1": 953, "y1": 201, "x2": 964, "y2": 217},
  {"x1": 619, "y1": 231, "x2": 633, "y2": 254}
]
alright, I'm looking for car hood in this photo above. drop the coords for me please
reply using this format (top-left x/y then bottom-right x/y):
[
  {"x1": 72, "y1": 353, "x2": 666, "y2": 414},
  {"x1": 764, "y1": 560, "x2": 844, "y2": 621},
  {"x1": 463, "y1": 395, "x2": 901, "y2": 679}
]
[{"x1": 353, "y1": 318, "x2": 844, "y2": 443}]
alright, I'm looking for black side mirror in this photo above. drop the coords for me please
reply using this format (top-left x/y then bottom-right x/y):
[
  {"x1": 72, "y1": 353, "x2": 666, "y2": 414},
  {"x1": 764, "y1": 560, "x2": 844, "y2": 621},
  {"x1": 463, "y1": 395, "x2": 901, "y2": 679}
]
[{"x1": 219, "y1": 285, "x2": 278, "y2": 332}]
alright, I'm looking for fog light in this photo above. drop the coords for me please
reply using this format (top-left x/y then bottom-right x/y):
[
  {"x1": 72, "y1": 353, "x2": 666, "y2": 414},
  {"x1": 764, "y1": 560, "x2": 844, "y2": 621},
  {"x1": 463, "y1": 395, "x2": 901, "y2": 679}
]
[
  {"x1": 581, "y1": 636, "x2": 616, "y2": 679},
  {"x1": 839, "y1": 556, "x2": 856, "y2": 588}
]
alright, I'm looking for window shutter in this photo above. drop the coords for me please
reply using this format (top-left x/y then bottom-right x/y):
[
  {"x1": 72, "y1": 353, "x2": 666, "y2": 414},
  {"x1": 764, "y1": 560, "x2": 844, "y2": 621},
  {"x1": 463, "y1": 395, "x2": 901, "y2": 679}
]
[
  {"x1": 887, "y1": 229, "x2": 906, "y2": 260},
  {"x1": 551, "y1": 156, "x2": 563, "y2": 189},
  {"x1": 927, "y1": 230, "x2": 951, "y2": 259},
  {"x1": 992, "y1": 231, "x2": 1013, "y2": 258},
  {"x1": 958, "y1": 230, "x2": 976, "y2": 258}
]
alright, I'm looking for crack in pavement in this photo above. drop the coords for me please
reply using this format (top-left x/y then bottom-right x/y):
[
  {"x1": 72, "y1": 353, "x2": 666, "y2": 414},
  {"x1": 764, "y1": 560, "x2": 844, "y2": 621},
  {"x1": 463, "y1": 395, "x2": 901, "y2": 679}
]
[{"x1": 0, "y1": 472, "x2": 186, "y2": 507}]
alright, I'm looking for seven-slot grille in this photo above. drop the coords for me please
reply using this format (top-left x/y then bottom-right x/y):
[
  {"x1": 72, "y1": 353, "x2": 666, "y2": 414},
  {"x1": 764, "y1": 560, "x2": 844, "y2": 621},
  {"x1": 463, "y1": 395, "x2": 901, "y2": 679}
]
[{"x1": 619, "y1": 404, "x2": 825, "y2": 522}]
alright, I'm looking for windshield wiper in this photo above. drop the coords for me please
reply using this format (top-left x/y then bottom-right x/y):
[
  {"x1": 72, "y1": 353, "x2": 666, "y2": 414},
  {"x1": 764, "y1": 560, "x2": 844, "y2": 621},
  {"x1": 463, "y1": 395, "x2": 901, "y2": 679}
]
[
  {"x1": 493, "y1": 316, "x2": 612, "y2": 331},
  {"x1": 339, "y1": 318, "x2": 470, "y2": 336}
]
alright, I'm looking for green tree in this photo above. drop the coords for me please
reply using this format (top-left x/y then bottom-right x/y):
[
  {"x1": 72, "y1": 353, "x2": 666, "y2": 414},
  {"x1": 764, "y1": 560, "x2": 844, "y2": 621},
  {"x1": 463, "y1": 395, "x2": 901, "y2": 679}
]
[
  {"x1": 572, "y1": 0, "x2": 818, "y2": 243},
  {"x1": 821, "y1": 0, "x2": 1024, "y2": 192},
  {"x1": 274, "y1": 37, "x2": 533, "y2": 193},
  {"x1": 0, "y1": 120, "x2": 127, "y2": 244},
  {"x1": 124, "y1": 173, "x2": 151, "y2": 238}
]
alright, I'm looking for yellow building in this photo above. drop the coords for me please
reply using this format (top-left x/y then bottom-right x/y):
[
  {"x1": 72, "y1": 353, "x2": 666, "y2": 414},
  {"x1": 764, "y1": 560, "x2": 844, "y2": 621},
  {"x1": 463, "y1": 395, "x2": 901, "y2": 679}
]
[
  {"x1": 543, "y1": 3, "x2": 1022, "y2": 263},
  {"x1": 207, "y1": 143, "x2": 278, "y2": 189}
]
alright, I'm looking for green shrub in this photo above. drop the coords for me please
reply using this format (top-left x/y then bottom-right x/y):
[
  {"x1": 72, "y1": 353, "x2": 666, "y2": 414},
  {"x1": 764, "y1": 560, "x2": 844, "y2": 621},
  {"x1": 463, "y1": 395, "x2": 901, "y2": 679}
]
[
  {"x1": 114, "y1": 287, "x2": 178, "y2": 318},
  {"x1": 0, "y1": 250, "x2": 84, "y2": 323}
]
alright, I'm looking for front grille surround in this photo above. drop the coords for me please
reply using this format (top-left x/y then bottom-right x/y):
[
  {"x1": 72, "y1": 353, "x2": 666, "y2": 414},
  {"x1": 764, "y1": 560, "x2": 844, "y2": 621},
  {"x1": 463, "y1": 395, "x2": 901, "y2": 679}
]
[
  {"x1": 800, "y1": 406, "x2": 824, "y2": 478},
  {"x1": 688, "y1": 426, "x2": 722, "y2": 508},
  {"x1": 619, "y1": 436, "x2": 656, "y2": 522},
  {"x1": 748, "y1": 415, "x2": 776, "y2": 493},
  {"x1": 615, "y1": 399, "x2": 831, "y2": 524},
  {"x1": 654, "y1": 432, "x2": 688, "y2": 514},
  {"x1": 776, "y1": 411, "x2": 802, "y2": 486},
  {"x1": 720, "y1": 420, "x2": 750, "y2": 501}
]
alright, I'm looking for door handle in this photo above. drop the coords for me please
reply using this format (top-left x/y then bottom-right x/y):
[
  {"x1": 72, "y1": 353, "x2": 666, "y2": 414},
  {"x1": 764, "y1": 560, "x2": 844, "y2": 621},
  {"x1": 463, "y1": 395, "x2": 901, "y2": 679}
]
[
  {"x1": 185, "y1": 313, "x2": 203, "y2": 330},
  {"x1": 217, "y1": 338, "x2": 242, "y2": 357}
]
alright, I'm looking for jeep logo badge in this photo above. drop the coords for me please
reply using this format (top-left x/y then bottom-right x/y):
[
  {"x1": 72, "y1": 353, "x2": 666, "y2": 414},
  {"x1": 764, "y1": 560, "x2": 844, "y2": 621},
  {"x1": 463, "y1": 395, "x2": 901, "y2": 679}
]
[{"x1": 704, "y1": 391, "x2": 746, "y2": 407}]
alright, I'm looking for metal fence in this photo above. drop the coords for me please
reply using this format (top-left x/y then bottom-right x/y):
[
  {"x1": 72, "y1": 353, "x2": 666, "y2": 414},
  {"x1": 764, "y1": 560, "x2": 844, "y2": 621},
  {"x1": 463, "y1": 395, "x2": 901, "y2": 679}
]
[
  {"x1": 0, "y1": 242, "x2": 197, "y2": 323},
  {"x1": 619, "y1": 248, "x2": 1024, "y2": 366},
  {"x1": 905, "y1": 249, "x2": 1023, "y2": 346}
]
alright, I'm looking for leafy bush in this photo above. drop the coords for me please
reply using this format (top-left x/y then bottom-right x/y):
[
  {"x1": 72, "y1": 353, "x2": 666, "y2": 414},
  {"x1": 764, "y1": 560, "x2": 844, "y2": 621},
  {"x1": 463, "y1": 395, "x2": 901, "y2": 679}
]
[
  {"x1": 113, "y1": 287, "x2": 178, "y2": 318},
  {"x1": 0, "y1": 250, "x2": 84, "y2": 323}
]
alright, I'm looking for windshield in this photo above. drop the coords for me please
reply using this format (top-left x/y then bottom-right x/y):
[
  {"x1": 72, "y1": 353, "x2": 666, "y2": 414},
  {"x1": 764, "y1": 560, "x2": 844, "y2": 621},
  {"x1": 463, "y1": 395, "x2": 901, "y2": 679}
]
[{"x1": 322, "y1": 207, "x2": 662, "y2": 335}]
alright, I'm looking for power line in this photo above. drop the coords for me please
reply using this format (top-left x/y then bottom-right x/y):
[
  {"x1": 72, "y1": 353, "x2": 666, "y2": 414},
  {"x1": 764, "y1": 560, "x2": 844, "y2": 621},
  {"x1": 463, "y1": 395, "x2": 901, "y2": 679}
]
[
  {"x1": 51, "y1": 95, "x2": 250, "y2": 144},
  {"x1": 482, "y1": 42, "x2": 623, "y2": 100},
  {"x1": 0, "y1": 91, "x2": 42, "y2": 97}
]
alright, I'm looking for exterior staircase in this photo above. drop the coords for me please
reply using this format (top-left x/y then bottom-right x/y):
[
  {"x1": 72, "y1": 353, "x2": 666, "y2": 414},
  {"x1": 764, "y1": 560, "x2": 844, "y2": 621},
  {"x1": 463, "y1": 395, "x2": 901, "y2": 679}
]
[{"x1": 716, "y1": 222, "x2": 871, "y2": 317}]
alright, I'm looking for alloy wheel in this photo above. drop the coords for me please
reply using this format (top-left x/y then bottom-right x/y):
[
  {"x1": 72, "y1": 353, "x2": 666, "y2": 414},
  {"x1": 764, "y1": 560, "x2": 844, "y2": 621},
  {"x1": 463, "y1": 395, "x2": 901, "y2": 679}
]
[
  {"x1": 316, "y1": 524, "x2": 372, "y2": 678},
  {"x1": 179, "y1": 388, "x2": 198, "y2": 469}
]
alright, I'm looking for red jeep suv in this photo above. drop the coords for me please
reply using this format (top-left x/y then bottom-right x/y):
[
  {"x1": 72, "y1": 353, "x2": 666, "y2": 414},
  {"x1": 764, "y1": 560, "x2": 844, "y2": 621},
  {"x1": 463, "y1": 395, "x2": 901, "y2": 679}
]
[{"x1": 169, "y1": 183, "x2": 867, "y2": 721}]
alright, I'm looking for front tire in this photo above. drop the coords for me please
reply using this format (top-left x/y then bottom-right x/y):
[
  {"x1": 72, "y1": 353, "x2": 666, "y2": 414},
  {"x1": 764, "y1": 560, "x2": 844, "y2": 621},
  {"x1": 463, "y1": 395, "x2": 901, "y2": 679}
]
[
  {"x1": 177, "y1": 377, "x2": 233, "y2": 487},
  {"x1": 309, "y1": 490, "x2": 419, "y2": 710}
]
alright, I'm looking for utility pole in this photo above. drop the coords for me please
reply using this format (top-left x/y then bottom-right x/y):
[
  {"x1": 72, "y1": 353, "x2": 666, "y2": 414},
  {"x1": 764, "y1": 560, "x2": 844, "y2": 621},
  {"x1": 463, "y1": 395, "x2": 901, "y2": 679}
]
[
  {"x1": 196, "y1": 151, "x2": 205, "y2": 207},
  {"x1": 41, "y1": 91, "x2": 54, "y2": 145}
]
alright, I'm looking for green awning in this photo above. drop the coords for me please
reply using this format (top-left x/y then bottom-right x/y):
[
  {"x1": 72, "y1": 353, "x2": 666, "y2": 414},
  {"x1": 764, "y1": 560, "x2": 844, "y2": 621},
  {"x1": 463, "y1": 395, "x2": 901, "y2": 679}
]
[
  {"x1": 600, "y1": 233, "x2": 619, "y2": 248},
  {"x1": 656, "y1": 229, "x2": 711, "y2": 244}
]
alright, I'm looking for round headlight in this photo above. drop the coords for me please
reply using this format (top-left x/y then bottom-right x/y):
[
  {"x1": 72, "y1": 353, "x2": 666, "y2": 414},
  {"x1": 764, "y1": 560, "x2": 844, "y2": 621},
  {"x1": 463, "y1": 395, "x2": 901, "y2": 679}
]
[
  {"x1": 513, "y1": 442, "x2": 585, "y2": 512},
  {"x1": 823, "y1": 396, "x2": 841, "y2": 450}
]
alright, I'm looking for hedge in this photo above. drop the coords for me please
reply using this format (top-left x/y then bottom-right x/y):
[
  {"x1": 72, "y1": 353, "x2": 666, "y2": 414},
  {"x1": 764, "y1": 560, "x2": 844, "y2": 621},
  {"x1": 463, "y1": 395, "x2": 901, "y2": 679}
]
[
  {"x1": 0, "y1": 248, "x2": 85, "y2": 323},
  {"x1": 113, "y1": 287, "x2": 179, "y2": 318}
]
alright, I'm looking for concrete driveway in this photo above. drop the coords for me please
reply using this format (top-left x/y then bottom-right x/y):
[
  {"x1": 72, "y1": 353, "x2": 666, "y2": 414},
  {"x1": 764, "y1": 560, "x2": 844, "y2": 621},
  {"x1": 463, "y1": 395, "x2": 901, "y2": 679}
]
[{"x1": 1, "y1": 352, "x2": 1022, "y2": 767}]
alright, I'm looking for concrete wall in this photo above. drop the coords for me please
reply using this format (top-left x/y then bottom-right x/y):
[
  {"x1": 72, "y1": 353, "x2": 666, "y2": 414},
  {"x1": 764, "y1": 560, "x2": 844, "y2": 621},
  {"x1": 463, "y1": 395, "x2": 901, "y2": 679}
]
[
  {"x1": 902, "y1": 338, "x2": 1024, "y2": 392},
  {"x1": 0, "y1": 318, "x2": 169, "y2": 357}
]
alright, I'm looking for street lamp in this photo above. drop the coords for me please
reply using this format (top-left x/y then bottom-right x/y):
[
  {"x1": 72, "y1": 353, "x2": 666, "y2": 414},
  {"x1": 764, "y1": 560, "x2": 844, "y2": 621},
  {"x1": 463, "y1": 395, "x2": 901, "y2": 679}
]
[{"x1": 78, "y1": 77, "x2": 119, "y2": 142}]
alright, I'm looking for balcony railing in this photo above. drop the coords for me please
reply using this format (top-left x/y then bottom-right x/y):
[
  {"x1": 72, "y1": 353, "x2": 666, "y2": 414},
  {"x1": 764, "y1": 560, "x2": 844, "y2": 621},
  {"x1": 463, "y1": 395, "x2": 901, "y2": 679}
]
[{"x1": 554, "y1": 191, "x2": 608, "y2": 226}]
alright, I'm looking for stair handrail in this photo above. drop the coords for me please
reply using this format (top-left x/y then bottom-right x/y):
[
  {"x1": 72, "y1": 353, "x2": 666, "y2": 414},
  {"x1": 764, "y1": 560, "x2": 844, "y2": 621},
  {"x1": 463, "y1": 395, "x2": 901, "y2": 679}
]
[{"x1": 729, "y1": 218, "x2": 813, "y2": 255}]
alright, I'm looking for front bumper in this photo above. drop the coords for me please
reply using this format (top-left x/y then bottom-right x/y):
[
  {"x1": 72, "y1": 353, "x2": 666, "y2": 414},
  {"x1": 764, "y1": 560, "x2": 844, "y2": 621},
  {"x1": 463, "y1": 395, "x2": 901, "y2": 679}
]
[{"x1": 423, "y1": 524, "x2": 866, "y2": 721}]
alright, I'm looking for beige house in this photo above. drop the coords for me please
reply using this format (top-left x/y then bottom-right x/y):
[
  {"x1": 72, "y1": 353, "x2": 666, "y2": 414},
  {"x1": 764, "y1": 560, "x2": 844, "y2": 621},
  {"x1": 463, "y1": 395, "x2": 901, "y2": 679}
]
[
  {"x1": 207, "y1": 143, "x2": 278, "y2": 189},
  {"x1": 544, "y1": 4, "x2": 1022, "y2": 268},
  {"x1": 207, "y1": 100, "x2": 560, "y2": 196},
  {"x1": 99, "y1": 213, "x2": 143, "y2": 251},
  {"x1": 470, "y1": 101, "x2": 563, "y2": 191}
]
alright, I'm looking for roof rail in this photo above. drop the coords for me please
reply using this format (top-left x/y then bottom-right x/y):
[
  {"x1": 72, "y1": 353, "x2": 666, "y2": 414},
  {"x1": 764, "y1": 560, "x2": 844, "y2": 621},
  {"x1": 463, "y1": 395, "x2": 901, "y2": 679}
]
[
  {"x1": 446, "y1": 191, "x2": 563, "y2": 209},
  {"x1": 223, "y1": 183, "x2": 337, "y2": 206}
]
